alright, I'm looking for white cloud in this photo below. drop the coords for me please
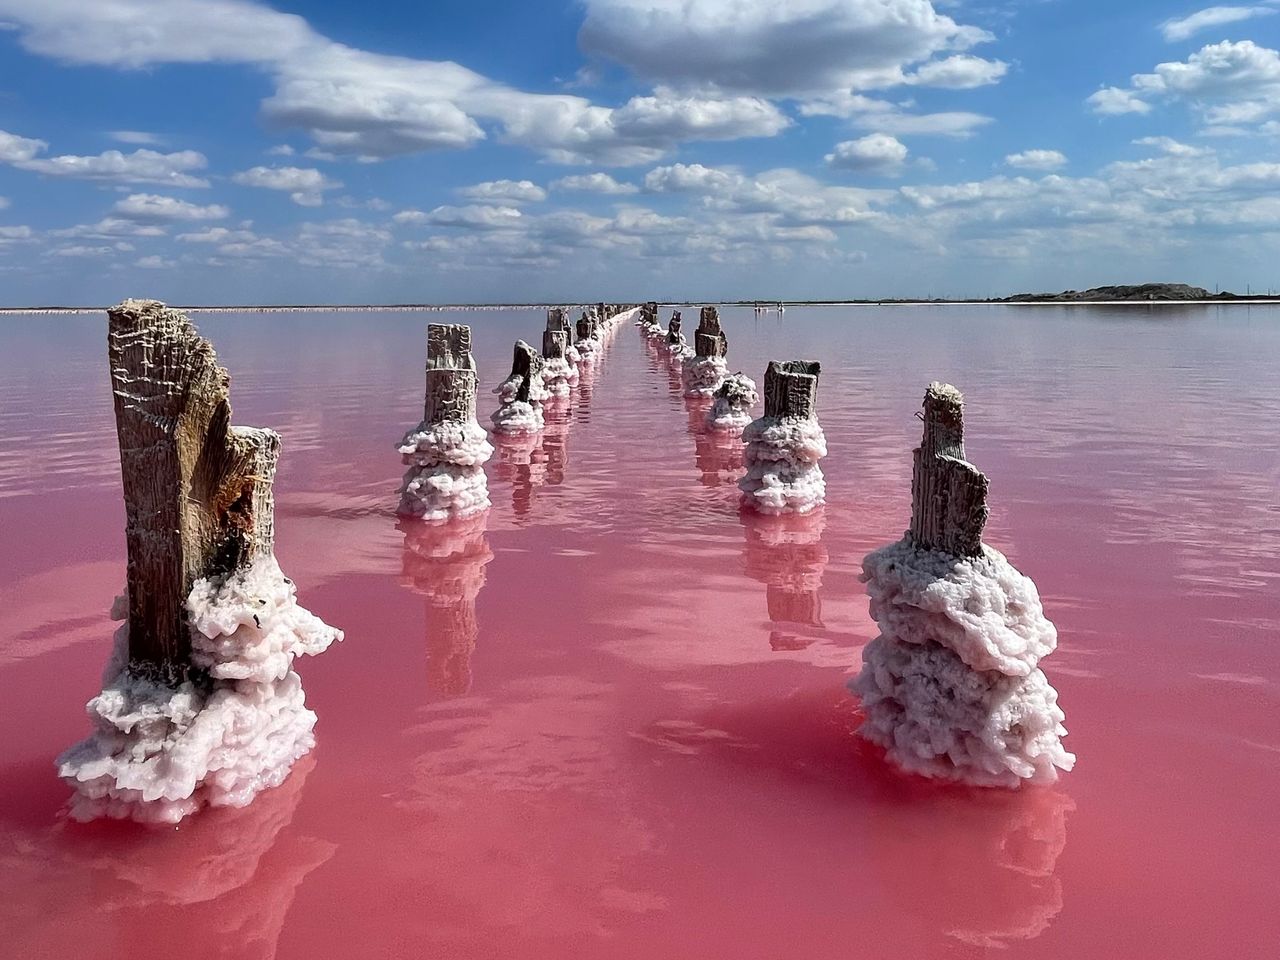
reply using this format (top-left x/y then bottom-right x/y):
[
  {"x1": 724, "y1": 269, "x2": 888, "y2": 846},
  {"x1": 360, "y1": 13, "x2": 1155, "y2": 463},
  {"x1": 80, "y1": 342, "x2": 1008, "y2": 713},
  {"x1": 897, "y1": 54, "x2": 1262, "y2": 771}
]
[
  {"x1": 109, "y1": 130, "x2": 164, "y2": 145},
  {"x1": 52, "y1": 244, "x2": 116, "y2": 257},
  {"x1": 826, "y1": 133, "x2": 909, "y2": 173},
  {"x1": 231, "y1": 165, "x2": 341, "y2": 205},
  {"x1": 578, "y1": 0, "x2": 992, "y2": 97},
  {"x1": 267, "y1": 144, "x2": 296, "y2": 156},
  {"x1": 1005, "y1": 149, "x2": 1068, "y2": 171},
  {"x1": 550, "y1": 172, "x2": 639, "y2": 194},
  {"x1": 396, "y1": 204, "x2": 524, "y2": 229},
  {"x1": 136, "y1": 255, "x2": 174, "y2": 269},
  {"x1": 112, "y1": 193, "x2": 230, "y2": 222},
  {"x1": 178, "y1": 226, "x2": 260, "y2": 244},
  {"x1": 14, "y1": 147, "x2": 210, "y2": 187},
  {"x1": 796, "y1": 93, "x2": 992, "y2": 137},
  {"x1": 1160, "y1": 6, "x2": 1276, "y2": 43},
  {"x1": 0, "y1": 225, "x2": 32, "y2": 241},
  {"x1": 1090, "y1": 40, "x2": 1280, "y2": 128},
  {"x1": 1133, "y1": 136, "x2": 1213, "y2": 156},
  {"x1": 609, "y1": 90, "x2": 790, "y2": 141},
  {"x1": 0, "y1": 129, "x2": 49, "y2": 163},
  {"x1": 457, "y1": 179, "x2": 547, "y2": 204},
  {"x1": 910, "y1": 55, "x2": 1007, "y2": 89}
]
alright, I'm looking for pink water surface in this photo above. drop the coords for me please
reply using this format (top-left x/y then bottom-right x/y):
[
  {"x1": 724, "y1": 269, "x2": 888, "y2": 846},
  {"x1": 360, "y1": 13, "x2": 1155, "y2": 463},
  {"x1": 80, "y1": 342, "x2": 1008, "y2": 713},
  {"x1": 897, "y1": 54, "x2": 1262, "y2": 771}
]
[{"x1": 1, "y1": 305, "x2": 1278, "y2": 959}]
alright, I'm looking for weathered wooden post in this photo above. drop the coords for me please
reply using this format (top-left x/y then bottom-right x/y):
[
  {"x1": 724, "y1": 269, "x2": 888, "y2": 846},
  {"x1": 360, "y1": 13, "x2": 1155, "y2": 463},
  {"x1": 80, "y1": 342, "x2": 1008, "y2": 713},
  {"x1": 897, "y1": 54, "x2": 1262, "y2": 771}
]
[
  {"x1": 851, "y1": 382, "x2": 1074, "y2": 787},
  {"x1": 682, "y1": 306, "x2": 730, "y2": 397},
  {"x1": 541, "y1": 309, "x2": 578, "y2": 396},
  {"x1": 639, "y1": 301, "x2": 664, "y2": 338},
  {"x1": 491, "y1": 339, "x2": 549, "y2": 435},
  {"x1": 57, "y1": 299, "x2": 342, "y2": 823},
  {"x1": 738, "y1": 361, "x2": 828, "y2": 515},
  {"x1": 575, "y1": 310, "x2": 602, "y2": 363},
  {"x1": 400, "y1": 513, "x2": 492, "y2": 695},
  {"x1": 397, "y1": 323, "x2": 493, "y2": 521},
  {"x1": 664, "y1": 310, "x2": 691, "y2": 357}
]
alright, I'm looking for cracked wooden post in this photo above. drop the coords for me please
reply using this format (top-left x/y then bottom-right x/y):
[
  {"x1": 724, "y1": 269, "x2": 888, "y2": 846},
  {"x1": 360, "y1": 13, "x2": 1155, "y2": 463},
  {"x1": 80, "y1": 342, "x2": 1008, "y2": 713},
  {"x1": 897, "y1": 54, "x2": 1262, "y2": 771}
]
[
  {"x1": 109, "y1": 298, "x2": 280, "y2": 681},
  {"x1": 908, "y1": 382, "x2": 989, "y2": 558},
  {"x1": 664, "y1": 310, "x2": 688, "y2": 355},
  {"x1": 694, "y1": 306, "x2": 728, "y2": 359},
  {"x1": 763, "y1": 360, "x2": 820, "y2": 420},
  {"x1": 740, "y1": 360, "x2": 827, "y2": 515},
  {"x1": 491, "y1": 339, "x2": 548, "y2": 435},
  {"x1": 397, "y1": 323, "x2": 493, "y2": 521},
  {"x1": 425, "y1": 323, "x2": 477, "y2": 425}
]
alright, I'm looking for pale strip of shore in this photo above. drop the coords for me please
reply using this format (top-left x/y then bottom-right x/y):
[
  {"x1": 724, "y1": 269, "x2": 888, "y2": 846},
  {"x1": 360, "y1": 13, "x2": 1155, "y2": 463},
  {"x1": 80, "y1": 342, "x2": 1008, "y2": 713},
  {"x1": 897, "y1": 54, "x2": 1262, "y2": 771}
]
[{"x1": 2, "y1": 299, "x2": 1278, "y2": 316}]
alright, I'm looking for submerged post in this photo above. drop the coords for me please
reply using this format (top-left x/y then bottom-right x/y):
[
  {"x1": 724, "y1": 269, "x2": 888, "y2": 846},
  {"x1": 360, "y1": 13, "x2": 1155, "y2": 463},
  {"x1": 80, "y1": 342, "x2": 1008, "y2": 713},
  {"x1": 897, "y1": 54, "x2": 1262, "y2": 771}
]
[
  {"x1": 850, "y1": 382, "x2": 1074, "y2": 787},
  {"x1": 59, "y1": 299, "x2": 341, "y2": 823},
  {"x1": 541, "y1": 309, "x2": 578, "y2": 396},
  {"x1": 398, "y1": 323, "x2": 493, "y2": 521},
  {"x1": 909, "y1": 383, "x2": 989, "y2": 557},
  {"x1": 491, "y1": 339, "x2": 549, "y2": 435}
]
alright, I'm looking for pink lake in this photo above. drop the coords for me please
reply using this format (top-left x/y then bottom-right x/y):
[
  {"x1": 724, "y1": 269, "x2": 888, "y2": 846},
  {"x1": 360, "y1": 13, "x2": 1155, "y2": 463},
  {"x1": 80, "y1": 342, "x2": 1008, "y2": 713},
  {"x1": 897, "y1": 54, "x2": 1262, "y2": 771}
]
[{"x1": 1, "y1": 304, "x2": 1277, "y2": 959}]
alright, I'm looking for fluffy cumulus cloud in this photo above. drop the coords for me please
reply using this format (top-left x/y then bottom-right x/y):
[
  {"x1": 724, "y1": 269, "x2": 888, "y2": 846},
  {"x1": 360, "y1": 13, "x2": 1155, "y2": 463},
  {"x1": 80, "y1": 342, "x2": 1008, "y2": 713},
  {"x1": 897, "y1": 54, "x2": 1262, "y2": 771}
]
[
  {"x1": 578, "y1": 0, "x2": 992, "y2": 97},
  {"x1": 1089, "y1": 40, "x2": 1280, "y2": 130},
  {"x1": 232, "y1": 165, "x2": 341, "y2": 205},
  {"x1": 909, "y1": 54, "x2": 1008, "y2": 89},
  {"x1": 112, "y1": 193, "x2": 230, "y2": 222},
  {"x1": 550, "y1": 172, "x2": 639, "y2": 194},
  {"x1": 0, "y1": 127, "x2": 209, "y2": 186},
  {"x1": 1160, "y1": 6, "x2": 1277, "y2": 43},
  {"x1": 1005, "y1": 149, "x2": 1068, "y2": 171},
  {"x1": 826, "y1": 133, "x2": 910, "y2": 173},
  {"x1": 457, "y1": 180, "x2": 547, "y2": 204}
]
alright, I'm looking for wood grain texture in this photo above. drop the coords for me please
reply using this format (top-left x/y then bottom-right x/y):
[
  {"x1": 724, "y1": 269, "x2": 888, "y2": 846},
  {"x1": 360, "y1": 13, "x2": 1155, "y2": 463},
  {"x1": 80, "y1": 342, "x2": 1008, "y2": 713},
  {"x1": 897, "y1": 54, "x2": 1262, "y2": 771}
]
[
  {"x1": 424, "y1": 323, "x2": 477, "y2": 424},
  {"x1": 695, "y1": 306, "x2": 728, "y2": 359},
  {"x1": 908, "y1": 382, "x2": 989, "y2": 557},
  {"x1": 762, "y1": 360, "x2": 820, "y2": 419},
  {"x1": 108, "y1": 299, "x2": 280, "y2": 680}
]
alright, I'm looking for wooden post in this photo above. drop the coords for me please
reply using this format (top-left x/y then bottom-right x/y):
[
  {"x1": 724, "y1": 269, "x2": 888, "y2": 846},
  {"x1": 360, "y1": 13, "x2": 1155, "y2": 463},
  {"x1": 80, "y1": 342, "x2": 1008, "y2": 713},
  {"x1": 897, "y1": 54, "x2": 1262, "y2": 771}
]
[
  {"x1": 908, "y1": 382, "x2": 989, "y2": 557},
  {"x1": 576, "y1": 311, "x2": 596, "y2": 342},
  {"x1": 695, "y1": 306, "x2": 728, "y2": 359},
  {"x1": 508, "y1": 339, "x2": 542, "y2": 404},
  {"x1": 108, "y1": 299, "x2": 280, "y2": 681},
  {"x1": 666, "y1": 310, "x2": 684, "y2": 344},
  {"x1": 424, "y1": 323, "x2": 477, "y2": 424},
  {"x1": 546, "y1": 306, "x2": 574, "y2": 348},
  {"x1": 762, "y1": 360, "x2": 820, "y2": 420},
  {"x1": 543, "y1": 327, "x2": 569, "y2": 361}
]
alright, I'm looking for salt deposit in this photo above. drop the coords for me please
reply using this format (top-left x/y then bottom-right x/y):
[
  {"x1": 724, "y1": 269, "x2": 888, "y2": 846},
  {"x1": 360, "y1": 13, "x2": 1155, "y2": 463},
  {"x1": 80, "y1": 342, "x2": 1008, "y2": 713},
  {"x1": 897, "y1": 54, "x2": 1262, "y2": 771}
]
[
  {"x1": 739, "y1": 362, "x2": 826, "y2": 515},
  {"x1": 706, "y1": 373, "x2": 758, "y2": 432}
]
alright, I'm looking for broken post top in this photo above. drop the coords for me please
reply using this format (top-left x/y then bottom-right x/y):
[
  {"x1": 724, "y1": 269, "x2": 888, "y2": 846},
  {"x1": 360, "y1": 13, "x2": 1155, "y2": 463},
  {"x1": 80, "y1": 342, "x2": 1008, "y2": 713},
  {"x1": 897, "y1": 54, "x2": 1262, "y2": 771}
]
[
  {"x1": 509, "y1": 339, "x2": 542, "y2": 403},
  {"x1": 108, "y1": 298, "x2": 280, "y2": 679},
  {"x1": 763, "y1": 360, "x2": 820, "y2": 420},
  {"x1": 576, "y1": 312, "x2": 596, "y2": 340},
  {"x1": 424, "y1": 323, "x2": 478, "y2": 424},
  {"x1": 427, "y1": 323, "x2": 475, "y2": 373},
  {"x1": 667, "y1": 312, "x2": 683, "y2": 337},
  {"x1": 908, "y1": 381, "x2": 989, "y2": 557},
  {"x1": 546, "y1": 307, "x2": 574, "y2": 343},
  {"x1": 695, "y1": 306, "x2": 727, "y2": 358}
]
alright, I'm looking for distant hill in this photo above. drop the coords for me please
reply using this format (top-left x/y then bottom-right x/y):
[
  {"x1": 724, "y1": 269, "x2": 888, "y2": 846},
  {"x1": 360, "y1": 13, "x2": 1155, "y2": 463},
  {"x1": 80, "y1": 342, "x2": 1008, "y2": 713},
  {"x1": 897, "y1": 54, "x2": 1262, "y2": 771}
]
[{"x1": 1000, "y1": 283, "x2": 1218, "y2": 302}]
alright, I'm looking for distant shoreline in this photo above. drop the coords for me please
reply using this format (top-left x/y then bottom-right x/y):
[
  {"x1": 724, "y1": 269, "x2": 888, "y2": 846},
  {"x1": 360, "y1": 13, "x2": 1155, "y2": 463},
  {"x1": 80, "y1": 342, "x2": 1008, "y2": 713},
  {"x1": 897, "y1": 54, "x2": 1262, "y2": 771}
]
[{"x1": 2, "y1": 298, "x2": 1278, "y2": 315}]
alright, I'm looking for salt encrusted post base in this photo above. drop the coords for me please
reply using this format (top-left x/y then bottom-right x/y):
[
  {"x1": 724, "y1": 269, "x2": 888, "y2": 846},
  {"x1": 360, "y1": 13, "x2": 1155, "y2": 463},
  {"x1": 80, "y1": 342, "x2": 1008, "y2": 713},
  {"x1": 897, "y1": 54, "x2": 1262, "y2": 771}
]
[
  {"x1": 739, "y1": 361, "x2": 827, "y2": 515},
  {"x1": 663, "y1": 311, "x2": 691, "y2": 358},
  {"x1": 850, "y1": 383, "x2": 1074, "y2": 787},
  {"x1": 398, "y1": 324, "x2": 494, "y2": 522},
  {"x1": 491, "y1": 339, "x2": 548, "y2": 436},
  {"x1": 682, "y1": 306, "x2": 730, "y2": 398},
  {"x1": 57, "y1": 299, "x2": 341, "y2": 824},
  {"x1": 542, "y1": 309, "x2": 579, "y2": 396},
  {"x1": 706, "y1": 372, "x2": 758, "y2": 433}
]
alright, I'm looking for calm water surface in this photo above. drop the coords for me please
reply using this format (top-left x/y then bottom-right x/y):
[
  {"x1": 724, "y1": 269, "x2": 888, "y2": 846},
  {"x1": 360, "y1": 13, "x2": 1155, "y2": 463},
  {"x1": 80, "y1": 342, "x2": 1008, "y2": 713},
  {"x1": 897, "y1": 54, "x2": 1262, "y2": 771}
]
[{"x1": 1, "y1": 305, "x2": 1277, "y2": 959}]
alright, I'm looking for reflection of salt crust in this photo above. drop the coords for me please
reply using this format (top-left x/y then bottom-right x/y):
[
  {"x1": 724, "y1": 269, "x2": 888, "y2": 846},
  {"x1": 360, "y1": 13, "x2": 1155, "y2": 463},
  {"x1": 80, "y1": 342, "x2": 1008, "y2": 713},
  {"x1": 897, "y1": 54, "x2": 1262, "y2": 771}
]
[
  {"x1": 739, "y1": 417, "x2": 828, "y2": 515},
  {"x1": 707, "y1": 373, "x2": 758, "y2": 432},
  {"x1": 398, "y1": 419, "x2": 494, "y2": 521},
  {"x1": 57, "y1": 555, "x2": 342, "y2": 823},
  {"x1": 682, "y1": 355, "x2": 727, "y2": 398},
  {"x1": 852, "y1": 540, "x2": 1074, "y2": 787}
]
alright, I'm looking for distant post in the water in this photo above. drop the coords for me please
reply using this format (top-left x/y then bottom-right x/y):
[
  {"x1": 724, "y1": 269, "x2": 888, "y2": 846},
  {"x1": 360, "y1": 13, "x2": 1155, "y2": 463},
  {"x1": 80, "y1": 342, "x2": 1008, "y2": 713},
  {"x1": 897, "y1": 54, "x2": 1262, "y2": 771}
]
[
  {"x1": 491, "y1": 339, "x2": 549, "y2": 435},
  {"x1": 851, "y1": 382, "x2": 1074, "y2": 787},
  {"x1": 682, "y1": 305, "x2": 730, "y2": 398},
  {"x1": 639, "y1": 301, "x2": 664, "y2": 338},
  {"x1": 541, "y1": 308, "x2": 579, "y2": 395},
  {"x1": 58, "y1": 299, "x2": 341, "y2": 823},
  {"x1": 664, "y1": 310, "x2": 690, "y2": 357},
  {"x1": 397, "y1": 323, "x2": 493, "y2": 521},
  {"x1": 575, "y1": 309, "x2": 602, "y2": 363},
  {"x1": 738, "y1": 360, "x2": 827, "y2": 515}
]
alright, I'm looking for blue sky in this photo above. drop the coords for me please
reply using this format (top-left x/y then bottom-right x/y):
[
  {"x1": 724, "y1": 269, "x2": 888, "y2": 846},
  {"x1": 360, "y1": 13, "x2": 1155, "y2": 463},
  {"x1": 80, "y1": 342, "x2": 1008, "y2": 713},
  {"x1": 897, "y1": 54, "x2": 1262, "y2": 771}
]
[{"x1": 0, "y1": 0, "x2": 1278, "y2": 304}]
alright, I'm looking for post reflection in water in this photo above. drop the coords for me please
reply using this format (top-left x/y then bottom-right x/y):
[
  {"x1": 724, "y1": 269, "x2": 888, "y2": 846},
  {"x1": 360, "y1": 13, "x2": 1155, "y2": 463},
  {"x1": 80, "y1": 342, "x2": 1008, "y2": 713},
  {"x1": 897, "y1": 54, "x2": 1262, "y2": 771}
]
[
  {"x1": 738, "y1": 509, "x2": 828, "y2": 651},
  {"x1": 684, "y1": 395, "x2": 746, "y2": 488},
  {"x1": 490, "y1": 431, "x2": 546, "y2": 520},
  {"x1": 398, "y1": 512, "x2": 493, "y2": 697},
  {"x1": 541, "y1": 393, "x2": 573, "y2": 487},
  {"x1": 0, "y1": 756, "x2": 333, "y2": 960}
]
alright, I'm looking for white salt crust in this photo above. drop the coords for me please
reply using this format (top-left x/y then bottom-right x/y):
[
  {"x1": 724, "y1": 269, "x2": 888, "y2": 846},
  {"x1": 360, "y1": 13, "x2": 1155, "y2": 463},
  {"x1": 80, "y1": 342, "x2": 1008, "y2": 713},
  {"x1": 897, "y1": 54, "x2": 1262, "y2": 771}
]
[
  {"x1": 706, "y1": 373, "x2": 758, "y2": 433},
  {"x1": 682, "y1": 355, "x2": 728, "y2": 398},
  {"x1": 852, "y1": 540, "x2": 1075, "y2": 787},
  {"x1": 576, "y1": 338, "x2": 602, "y2": 363},
  {"x1": 490, "y1": 374, "x2": 547, "y2": 435},
  {"x1": 541, "y1": 358, "x2": 578, "y2": 396},
  {"x1": 739, "y1": 417, "x2": 828, "y2": 515},
  {"x1": 398, "y1": 419, "x2": 494, "y2": 521},
  {"x1": 57, "y1": 555, "x2": 342, "y2": 824},
  {"x1": 852, "y1": 636, "x2": 1073, "y2": 787}
]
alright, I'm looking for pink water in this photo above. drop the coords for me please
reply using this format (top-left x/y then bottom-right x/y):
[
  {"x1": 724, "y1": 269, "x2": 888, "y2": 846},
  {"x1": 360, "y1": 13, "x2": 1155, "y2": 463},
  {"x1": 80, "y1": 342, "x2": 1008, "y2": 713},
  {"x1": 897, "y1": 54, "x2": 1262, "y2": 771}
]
[{"x1": 1, "y1": 305, "x2": 1277, "y2": 959}]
